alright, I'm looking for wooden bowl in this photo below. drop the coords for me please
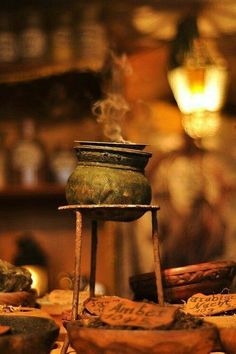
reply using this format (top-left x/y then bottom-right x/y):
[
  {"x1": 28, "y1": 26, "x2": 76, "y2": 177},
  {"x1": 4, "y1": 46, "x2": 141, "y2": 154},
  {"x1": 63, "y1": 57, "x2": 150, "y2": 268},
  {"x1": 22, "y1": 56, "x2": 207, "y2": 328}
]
[
  {"x1": 204, "y1": 315, "x2": 236, "y2": 354},
  {"x1": 129, "y1": 261, "x2": 236, "y2": 303},
  {"x1": 67, "y1": 320, "x2": 218, "y2": 354},
  {"x1": 0, "y1": 315, "x2": 59, "y2": 354},
  {"x1": 218, "y1": 327, "x2": 236, "y2": 354},
  {"x1": 0, "y1": 291, "x2": 36, "y2": 307}
]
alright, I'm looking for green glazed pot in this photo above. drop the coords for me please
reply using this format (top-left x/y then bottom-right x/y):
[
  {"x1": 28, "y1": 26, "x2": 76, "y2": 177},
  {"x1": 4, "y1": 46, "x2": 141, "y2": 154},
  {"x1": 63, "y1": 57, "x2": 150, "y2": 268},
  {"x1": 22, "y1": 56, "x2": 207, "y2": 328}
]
[{"x1": 65, "y1": 141, "x2": 152, "y2": 221}]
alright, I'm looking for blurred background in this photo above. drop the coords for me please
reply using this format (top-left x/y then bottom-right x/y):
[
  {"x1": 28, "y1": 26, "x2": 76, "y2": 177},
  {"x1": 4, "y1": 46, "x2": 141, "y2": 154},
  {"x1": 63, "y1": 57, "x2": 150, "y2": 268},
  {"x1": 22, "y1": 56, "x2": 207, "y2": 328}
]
[{"x1": 0, "y1": 0, "x2": 236, "y2": 297}]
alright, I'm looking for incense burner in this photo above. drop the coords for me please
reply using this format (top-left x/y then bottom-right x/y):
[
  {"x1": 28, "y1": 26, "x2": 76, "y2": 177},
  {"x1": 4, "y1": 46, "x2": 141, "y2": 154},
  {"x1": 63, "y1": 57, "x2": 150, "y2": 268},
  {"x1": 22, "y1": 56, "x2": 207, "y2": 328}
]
[{"x1": 65, "y1": 141, "x2": 152, "y2": 221}]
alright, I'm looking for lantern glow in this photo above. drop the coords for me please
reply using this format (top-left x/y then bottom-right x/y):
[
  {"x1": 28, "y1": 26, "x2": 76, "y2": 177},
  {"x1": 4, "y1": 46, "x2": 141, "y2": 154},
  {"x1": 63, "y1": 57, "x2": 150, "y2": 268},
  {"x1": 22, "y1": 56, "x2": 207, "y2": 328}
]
[
  {"x1": 168, "y1": 65, "x2": 228, "y2": 115},
  {"x1": 168, "y1": 17, "x2": 228, "y2": 139}
]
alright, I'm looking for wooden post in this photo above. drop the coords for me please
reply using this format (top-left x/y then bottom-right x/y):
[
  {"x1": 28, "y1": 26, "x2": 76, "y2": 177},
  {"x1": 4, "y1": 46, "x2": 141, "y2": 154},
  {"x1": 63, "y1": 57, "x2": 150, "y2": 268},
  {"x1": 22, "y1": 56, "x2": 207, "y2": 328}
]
[{"x1": 151, "y1": 210, "x2": 164, "y2": 306}]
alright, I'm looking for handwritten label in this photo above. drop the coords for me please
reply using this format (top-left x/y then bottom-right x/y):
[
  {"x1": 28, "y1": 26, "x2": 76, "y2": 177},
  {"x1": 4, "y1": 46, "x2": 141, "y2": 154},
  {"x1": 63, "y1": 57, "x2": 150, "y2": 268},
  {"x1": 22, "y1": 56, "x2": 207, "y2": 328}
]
[
  {"x1": 184, "y1": 293, "x2": 236, "y2": 316},
  {"x1": 100, "y1": 298, "x2": 177, "y2": 329},
  {"x1": 84, "y1": 296, "x2": 122, "y2": 316}
]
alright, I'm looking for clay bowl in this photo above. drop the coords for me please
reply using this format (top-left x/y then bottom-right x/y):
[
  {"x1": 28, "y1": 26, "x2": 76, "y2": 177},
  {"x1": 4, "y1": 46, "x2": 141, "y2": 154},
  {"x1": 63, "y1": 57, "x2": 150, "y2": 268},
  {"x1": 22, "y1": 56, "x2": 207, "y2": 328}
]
[
  {"x1": 129, "y1": 261, "x2": 236, "y2": 303},
  {"x1": 0, "y1": 315, "x2": 59, "y2": 354},
  {"x1": 67, "y1": 320, "x2": 218, "y2": 354}
]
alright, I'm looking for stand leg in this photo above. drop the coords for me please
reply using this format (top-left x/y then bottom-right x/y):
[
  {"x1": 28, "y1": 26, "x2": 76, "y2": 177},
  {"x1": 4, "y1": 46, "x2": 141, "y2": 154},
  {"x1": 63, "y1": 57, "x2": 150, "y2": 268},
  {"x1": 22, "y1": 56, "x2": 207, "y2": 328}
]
[
  {"x1": 60, "y1": 337, "x2": 70, "y2": 354},
  {"x1": 151, "y1": 210, "x2": 164, "y2": 306},
  {"x1": 89, "y1": 220, "x2": 98, "y2": 298},
  {"x1": 61, "y1": 211, "x2": 83, "y2": 354},
  {"x1": 72, "y1": 210, "x2": 83, "y2": 320}
]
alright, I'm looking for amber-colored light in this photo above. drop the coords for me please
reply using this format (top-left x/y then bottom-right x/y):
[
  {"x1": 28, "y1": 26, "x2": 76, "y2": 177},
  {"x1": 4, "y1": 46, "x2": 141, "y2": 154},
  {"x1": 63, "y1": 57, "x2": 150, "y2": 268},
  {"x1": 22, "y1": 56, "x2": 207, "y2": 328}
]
[
  {"x1": 167, "y1": 15, "x2": 228, "y2": 139},
  {"x1": 168, "y1": 64, "x2": 228, "y2": 115},
  {"x1": 24, "y1": 265, "x2": 48, "y2": 297},
  {"x1": 168, "y1": 64, "x2": 228, "y2": 139},
  {"x1": 182, "y1": 111, "x2": 221, "y2": 139}
]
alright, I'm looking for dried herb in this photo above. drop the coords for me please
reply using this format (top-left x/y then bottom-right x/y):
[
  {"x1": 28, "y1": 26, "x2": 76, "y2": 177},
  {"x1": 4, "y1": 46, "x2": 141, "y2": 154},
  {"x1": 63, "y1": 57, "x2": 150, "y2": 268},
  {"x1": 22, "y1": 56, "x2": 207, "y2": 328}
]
[{"x1": 0, "y1": 260, "x2": 32, "y2": 292}]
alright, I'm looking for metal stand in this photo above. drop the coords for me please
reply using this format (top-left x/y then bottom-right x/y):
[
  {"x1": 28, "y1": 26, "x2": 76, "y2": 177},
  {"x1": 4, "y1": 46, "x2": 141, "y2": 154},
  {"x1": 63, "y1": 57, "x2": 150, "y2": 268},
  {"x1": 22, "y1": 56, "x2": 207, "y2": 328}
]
[{"x1": 59, "y1": 204, "x2": 163, "y2": 354}]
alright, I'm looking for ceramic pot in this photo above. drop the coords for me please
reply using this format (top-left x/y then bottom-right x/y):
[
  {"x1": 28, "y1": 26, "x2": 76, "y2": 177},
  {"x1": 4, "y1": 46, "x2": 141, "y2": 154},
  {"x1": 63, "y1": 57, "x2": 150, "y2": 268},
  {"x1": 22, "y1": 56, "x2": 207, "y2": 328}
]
[{"x1": 65, "y1": 141, "x2": 152, "y2": 221}]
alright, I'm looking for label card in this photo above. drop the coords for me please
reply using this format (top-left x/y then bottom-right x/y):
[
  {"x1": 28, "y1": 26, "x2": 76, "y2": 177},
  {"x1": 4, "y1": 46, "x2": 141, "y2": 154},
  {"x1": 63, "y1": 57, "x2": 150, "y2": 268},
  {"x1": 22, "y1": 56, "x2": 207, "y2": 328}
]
[
  {"x1": 84, "y1": 296, "x2": 122, "y2": 316},
  {"x1": 184, "y1": 293, "x2": 236, "y2": 316},
  {"x1": 100, "y1": 298, "x2": 177, "y2": 329}
]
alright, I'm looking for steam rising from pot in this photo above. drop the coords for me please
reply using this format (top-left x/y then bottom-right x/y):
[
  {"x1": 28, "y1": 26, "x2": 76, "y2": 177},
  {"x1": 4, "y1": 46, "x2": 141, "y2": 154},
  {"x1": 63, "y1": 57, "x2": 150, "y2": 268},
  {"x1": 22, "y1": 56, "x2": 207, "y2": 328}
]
[
  {"x1": 92, "y1": 53, "x2": 132, "y2": 143},
  {"x1": 92, "y1": 93, "x2": 130, "y2": 143}
]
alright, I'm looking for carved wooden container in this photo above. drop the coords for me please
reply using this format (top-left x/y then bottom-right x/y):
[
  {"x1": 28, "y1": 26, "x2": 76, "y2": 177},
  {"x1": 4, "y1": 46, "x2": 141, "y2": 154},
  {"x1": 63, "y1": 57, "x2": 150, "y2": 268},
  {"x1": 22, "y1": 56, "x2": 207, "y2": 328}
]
[{"x1": 130, "y1": 261, "x2": 236, "y2": 303}]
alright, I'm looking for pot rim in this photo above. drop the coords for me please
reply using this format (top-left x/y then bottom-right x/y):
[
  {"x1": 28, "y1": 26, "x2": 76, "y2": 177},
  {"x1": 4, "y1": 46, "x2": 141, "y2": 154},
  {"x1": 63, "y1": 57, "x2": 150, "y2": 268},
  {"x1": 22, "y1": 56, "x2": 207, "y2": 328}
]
[
  {"x1": 74, "y1": 141, "x2": 148, "y2": 151},
  {"x1": 74, "y1": 144, "x2": 152, "y2": 158}
]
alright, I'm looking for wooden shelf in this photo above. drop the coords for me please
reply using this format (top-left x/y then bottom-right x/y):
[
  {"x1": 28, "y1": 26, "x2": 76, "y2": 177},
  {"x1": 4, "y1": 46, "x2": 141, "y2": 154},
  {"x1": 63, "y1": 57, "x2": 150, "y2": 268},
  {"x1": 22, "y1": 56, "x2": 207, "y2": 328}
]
[
  {"x1": 0, "y1": 184, "x2": 66, "y2": 198},
  {"x1": 0, "y1": 60, "x2": 101, "y2": 84}
]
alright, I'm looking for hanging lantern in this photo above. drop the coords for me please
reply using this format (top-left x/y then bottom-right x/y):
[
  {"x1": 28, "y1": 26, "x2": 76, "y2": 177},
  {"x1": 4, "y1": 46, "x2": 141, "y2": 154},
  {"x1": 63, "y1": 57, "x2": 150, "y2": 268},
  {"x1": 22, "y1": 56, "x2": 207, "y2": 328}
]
[
  {"x1": 168, "y1": 63, "x2": 228, "y2": 115},
  {"x1": 168, "y1": 17, "x2": 228, "y2": 139}
]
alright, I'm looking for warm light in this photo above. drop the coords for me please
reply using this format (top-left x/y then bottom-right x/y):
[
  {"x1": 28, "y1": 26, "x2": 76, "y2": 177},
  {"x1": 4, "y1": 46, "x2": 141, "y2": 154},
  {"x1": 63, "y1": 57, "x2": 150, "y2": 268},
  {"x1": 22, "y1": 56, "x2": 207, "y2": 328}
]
[
  {"x1": 168, "y1": 65, "x2": 228, "y2": 115},
  {"x1": 24, "y1": 265, "x2": 48, "y2": 297},
  {"x1": 182, "y1": 112, "x2": 220, "y2": 139},
  {"x1": 132, "y1": 6, "x2": 178, "y2": 40},
  {"x1": 167, "y1": 15, "x2": 228, "y2": 139}
]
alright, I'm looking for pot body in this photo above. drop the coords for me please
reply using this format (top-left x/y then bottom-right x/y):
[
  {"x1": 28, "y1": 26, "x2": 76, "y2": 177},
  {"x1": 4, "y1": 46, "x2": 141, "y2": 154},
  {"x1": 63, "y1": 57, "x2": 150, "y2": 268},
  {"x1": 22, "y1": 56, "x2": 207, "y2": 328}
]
[{"x1": 65, "y1": 142, "x2": 152, "y2": 221}]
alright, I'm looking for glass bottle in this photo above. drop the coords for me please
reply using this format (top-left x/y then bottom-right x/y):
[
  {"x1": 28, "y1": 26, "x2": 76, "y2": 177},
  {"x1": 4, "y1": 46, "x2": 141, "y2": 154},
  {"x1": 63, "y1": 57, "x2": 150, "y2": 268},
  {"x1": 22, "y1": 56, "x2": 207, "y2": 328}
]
[
  {"x1": 0, "y1": 13, "x2": 18, "y2": 63},
  {"x1": 75, "y1": 5, "x2": 107, "y2": 70},
  {"x1": 11, "y1": 118, "x2": 46, "y2": 186},
  {"x1": 19, "y1": 10, "x2": 47, "y2": 62},
  {"x1": 50, "y1": 143, "x2": 77, "y2": 185},
  {"x1": 50, "y1": 9, "x2": 74, "y2": 62}
]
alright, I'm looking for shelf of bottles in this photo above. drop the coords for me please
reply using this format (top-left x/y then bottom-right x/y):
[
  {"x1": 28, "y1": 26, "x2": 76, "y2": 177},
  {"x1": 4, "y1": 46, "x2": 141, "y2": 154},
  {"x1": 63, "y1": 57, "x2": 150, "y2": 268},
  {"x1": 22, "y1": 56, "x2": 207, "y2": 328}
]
[
  {"x1": 0, "y1": 118, "x2": 77, "y2": 195},
  {"x1": 0, "y1": 3, "x2": 108, "y2": 83}
]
